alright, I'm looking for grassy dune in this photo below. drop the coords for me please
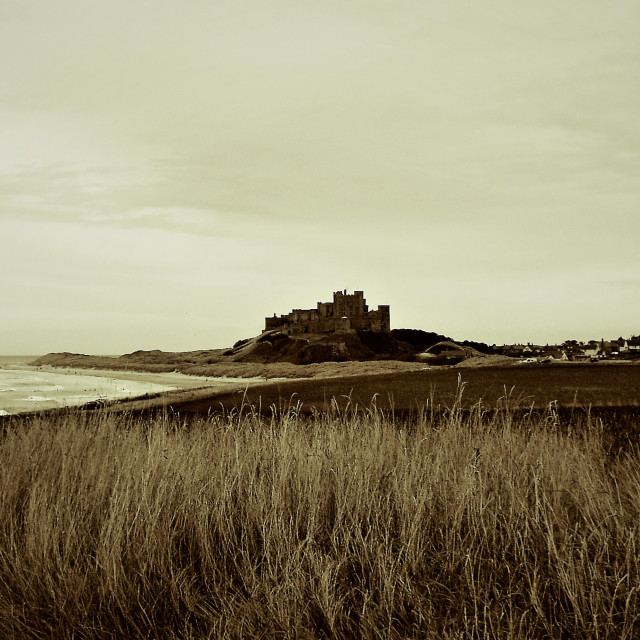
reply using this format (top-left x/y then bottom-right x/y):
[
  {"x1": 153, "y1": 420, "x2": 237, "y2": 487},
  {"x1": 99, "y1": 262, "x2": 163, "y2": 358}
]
[
  {"x1": 31, "y1": 352, "x2": 427, "y2": 380},
  {"x1": 1, "y1": 395, "x2": 639, "y2": 638}
]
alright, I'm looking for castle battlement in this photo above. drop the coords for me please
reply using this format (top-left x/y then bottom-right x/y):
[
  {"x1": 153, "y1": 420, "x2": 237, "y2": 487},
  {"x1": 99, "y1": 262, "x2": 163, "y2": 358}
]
[{"x1": 265, "y1": 290, "x2": 390, "y2": 335}]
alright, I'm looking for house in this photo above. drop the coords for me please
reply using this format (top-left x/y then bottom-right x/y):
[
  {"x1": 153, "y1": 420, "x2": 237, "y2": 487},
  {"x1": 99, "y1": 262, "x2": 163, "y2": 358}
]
[
  {"x1": 541, "y1": 348, "x2": 568, "y2": 361},
  {"x1": 628, "y1": 337, "x2": 640, "y2": 351},
  {"x1": 584, "y1": 340, "x2": 599, "y2": 358},
  {"x1": 502, "y1": 345, "x2": 527, "y2": 357}
]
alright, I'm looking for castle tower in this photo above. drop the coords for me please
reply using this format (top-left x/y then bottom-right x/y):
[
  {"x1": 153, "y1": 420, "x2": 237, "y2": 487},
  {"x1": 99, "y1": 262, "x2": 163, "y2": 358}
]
[{"x1": 333, "y1": 290, "x2": 367, "y2": 318}]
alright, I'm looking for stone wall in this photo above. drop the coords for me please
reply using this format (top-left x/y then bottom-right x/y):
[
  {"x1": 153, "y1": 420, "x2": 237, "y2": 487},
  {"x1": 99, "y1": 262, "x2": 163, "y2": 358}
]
[{"x1": 264, "y1": 290, "x2": 390, "y2": 335}]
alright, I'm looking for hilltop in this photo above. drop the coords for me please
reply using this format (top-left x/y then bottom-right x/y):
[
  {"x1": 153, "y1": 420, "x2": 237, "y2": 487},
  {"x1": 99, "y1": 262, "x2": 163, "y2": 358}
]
[{"x1": 31, "y1": 328, "x2": 487, "y2": 377}]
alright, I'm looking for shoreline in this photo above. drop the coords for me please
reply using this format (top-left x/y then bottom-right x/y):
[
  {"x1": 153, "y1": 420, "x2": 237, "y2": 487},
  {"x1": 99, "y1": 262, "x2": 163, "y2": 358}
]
[
  {"x1": 28, "y1": 364, "x2": 274, "y2": 389},
  {"x1": 0, "y1": 365, "x2": 278, "y2": 416}
]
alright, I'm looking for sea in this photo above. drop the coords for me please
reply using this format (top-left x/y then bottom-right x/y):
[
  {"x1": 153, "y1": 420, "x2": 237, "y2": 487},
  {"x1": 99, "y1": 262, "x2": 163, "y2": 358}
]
[{"x1": 0, "y1": 355, "x2": 178, "y2": 416}]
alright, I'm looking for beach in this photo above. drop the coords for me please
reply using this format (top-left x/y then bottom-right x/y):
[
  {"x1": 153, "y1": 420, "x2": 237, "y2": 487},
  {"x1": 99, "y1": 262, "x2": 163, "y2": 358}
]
[{"x1": 0, "y1": 357, "x2": 267, "y2": 415}]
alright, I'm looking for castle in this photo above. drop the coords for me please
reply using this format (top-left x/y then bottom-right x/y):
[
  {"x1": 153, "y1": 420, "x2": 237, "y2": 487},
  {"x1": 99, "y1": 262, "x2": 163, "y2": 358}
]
[{"x1": 264, "y1": 290, "x2": 390, "y2": 335}]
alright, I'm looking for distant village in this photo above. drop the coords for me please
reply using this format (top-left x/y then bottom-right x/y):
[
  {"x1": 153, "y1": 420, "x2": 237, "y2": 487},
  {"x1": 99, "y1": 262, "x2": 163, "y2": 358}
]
[{"x1": 492, "y1": 337, "x2": 640, "y2": 363}]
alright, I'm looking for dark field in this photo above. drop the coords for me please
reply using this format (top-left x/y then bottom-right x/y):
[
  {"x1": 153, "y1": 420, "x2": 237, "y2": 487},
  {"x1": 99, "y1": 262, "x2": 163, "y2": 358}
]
[{"x1": 170, "y1": 363, "x2": 640, "y2": 415}]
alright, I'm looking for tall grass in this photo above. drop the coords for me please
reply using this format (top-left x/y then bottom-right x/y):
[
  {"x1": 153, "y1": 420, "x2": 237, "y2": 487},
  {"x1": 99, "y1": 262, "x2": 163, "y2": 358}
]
[{"x1": 0, "y1": 396, "x2": 639, "y2": 638}]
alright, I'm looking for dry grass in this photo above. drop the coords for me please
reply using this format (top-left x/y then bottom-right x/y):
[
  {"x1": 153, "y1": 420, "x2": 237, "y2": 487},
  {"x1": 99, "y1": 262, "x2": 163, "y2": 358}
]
[
  {"x1": 32, "y1": 352, "x2": 426, "y2": 380},
  {"x1": 1, "y1": 392, "x2": 639, "y2": 638}
]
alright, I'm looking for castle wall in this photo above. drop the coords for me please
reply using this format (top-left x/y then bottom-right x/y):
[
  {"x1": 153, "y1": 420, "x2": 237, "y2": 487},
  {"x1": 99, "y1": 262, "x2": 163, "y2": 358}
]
[
  {"x1": 317, "y1": 302, "x2": 333, "y2": 318},
  {"x1": 265, "y1": 315, "x2": 285, "y2": 330},
  {"x1": 264, "y1": 290, "x2": 390, "y2": 334}
]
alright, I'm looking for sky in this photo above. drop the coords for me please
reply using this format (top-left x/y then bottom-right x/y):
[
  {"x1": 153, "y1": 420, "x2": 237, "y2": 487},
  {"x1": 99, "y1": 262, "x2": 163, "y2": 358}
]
[{"x1": 1, "y1": 0, "x2": 639, "y2": 354}]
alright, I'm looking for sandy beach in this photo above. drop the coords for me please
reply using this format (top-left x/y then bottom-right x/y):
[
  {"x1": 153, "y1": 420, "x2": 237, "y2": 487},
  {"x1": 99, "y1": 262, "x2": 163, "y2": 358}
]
[{"x1": 0, "y1": 359, "x2": 270, "y2": 415}]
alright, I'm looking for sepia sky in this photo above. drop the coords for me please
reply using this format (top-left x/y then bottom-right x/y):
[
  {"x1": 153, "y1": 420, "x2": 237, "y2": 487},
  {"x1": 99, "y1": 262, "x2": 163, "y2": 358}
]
[{"x1": 1, "y1": 0, "x2": 639, "y2": 354}]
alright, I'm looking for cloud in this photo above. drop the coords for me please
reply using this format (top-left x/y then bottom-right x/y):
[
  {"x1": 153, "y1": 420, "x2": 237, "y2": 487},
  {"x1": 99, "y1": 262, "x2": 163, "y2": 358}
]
[
  {"x1": 1, "y1": 0, "x2": 639, "y2": 352},
  {"x1": 0, "y1": 162, "x2": 259, "y2": 239}
]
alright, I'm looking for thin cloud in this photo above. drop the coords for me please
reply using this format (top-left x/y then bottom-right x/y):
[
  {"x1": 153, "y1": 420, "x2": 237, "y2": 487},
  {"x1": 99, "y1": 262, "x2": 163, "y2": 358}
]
[{"x1": 1, "y1": 0, "x2": 639, "y2": 352}]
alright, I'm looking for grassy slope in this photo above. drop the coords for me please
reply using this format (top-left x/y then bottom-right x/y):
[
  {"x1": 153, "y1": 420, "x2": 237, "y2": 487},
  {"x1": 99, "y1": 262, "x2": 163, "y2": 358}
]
[
  {"x1": 0, "y1": 406, "x2": 639, "y2": 638},
  {"x1": 31, "y1": 352, "x2": 427, "y2": 380}
]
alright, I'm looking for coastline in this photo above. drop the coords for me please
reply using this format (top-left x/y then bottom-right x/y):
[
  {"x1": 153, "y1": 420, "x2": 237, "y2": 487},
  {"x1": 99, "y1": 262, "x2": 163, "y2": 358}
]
[{"x1": 0, "y1": 364, "x2": 272, "y2": 416}]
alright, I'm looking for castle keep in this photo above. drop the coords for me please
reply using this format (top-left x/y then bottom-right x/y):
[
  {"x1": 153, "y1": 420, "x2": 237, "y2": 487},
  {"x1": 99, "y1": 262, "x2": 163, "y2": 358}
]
[{"x1": 264, "y1": 290, "x2": 390, "y2": 335}]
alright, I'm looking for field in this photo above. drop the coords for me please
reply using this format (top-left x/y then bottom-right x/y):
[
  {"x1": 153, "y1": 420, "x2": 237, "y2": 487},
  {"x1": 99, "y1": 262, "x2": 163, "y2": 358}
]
[
  {"x1": 165, "y1": 363, "x2": 640, "y2": 414},
  {"x1": 1, "y1": 394, "x2": 640, "y2": 639},
  {"x1": 1, "y1": 363, "x2": 639, "y2": 638}
]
